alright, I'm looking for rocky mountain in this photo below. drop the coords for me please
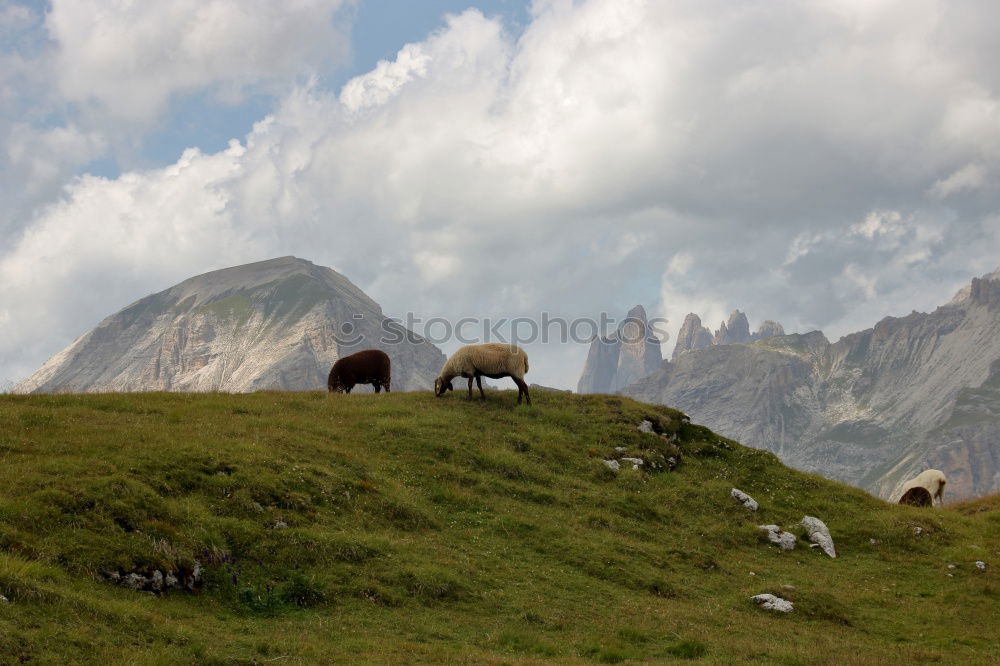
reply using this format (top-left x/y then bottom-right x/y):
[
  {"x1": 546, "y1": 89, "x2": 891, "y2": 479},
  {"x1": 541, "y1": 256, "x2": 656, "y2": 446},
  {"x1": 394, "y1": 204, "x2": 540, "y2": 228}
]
[
  {"x1": 576, "y1": 305, "x2": 663, "y2": 394},
  {"x1": 15, "y1": 257, "x2": 445, "y2": 393},
  {"x1": 623, "y1": 267, "x2": 1000, "y2": 501},
  {"x1": 673, "y1": 311, "x2": 784, "y2": 360}
]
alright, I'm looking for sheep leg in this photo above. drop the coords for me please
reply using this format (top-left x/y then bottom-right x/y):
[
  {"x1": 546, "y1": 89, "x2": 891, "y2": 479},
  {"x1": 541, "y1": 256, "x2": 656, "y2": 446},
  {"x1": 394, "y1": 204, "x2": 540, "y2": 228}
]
[
  {"x1": 513, "y1": 377, "x2": 531, "y2": 406},
  {"x1": 373, "y1": 382, "x2": 381, "y2": 394},
  {"x1": 467, "y1": 377, "x2": 474, "y2": 399},
  {"x1": 476, "y1": 375, "x2": 486, "y2": 400},
  {"x1": 384, "y1": 378, "x2": 391, "y2": 393}
]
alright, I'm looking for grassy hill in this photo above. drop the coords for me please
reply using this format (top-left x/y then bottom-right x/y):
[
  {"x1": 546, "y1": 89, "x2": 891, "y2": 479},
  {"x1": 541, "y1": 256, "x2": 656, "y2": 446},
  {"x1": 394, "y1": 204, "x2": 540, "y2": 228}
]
[{"x1": 0, "y1": 390, "x2": 997, "y2": 664}]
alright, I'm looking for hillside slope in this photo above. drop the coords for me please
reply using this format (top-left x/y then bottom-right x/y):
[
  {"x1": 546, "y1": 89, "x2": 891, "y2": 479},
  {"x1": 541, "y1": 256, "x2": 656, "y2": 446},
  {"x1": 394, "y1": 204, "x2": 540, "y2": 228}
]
[
  {"x1": 624, "y1": 268, "x2": 1000, "y2": 501},
  {"x1": 15, "y1": 257, "x2": 445, "y2": 393},
  {"x1": 1, "y1": 391, "x2": 997, "y2": 664}
]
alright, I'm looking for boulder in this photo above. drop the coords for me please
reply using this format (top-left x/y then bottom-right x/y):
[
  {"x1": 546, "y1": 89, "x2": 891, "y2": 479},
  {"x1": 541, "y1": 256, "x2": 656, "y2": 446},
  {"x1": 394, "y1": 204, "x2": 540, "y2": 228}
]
[
  {"x1": 603, "y1": 459, "x2": 621, "y2": 472},
  {"x1": 751, "y1": 594, "x2": 793, "y2": 613},
  {"x1": 800, "y1": 516, "x2": 837, "y2": 558},
  {"x1": 758, "y1": 524, "x2": 796, "y2": 551},
  {"x1": 731, "y1": 488, "x2": 759, "y2": 511},
  {"x1": 620, "y1": 457, "x2": 644, "y2": 470}
]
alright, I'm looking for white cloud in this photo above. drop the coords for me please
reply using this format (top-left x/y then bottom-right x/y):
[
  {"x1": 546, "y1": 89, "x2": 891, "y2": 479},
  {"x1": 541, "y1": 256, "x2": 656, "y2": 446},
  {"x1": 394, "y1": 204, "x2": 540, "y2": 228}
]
[
  {"x1": 4, "y1": 0, "x2": 1000, "y2": 387},
  {"x1": 45, "y1": 0, "x2": 352, "y2": 123},
  {"x1": 928, "y1": 163, "x2": 986, "y2": 200}
]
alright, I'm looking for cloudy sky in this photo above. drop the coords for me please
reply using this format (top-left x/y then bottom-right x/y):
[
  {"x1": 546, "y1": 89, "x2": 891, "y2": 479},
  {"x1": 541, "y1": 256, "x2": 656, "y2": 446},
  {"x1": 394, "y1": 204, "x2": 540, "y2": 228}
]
[{"x1": 2, "y1": 0, "x2": 999, "y2": 390}]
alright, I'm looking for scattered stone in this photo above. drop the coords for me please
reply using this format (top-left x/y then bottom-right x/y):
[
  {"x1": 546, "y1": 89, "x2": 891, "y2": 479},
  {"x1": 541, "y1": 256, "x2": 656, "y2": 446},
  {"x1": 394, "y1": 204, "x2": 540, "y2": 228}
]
[
  {"x1": 976, "y1": 561, "x2": 986, "y2": 570},
  {"x1": 186, "y1": 562, "x2": 203, "y2": 591},
  {"x1": 870, "y1": 538, "x2": 878, "y2": 545},
  {"x1": 947, "y1": 564, "x2": 957, "y2": 570},
  {"x1": 749, "y1": 572, "x2": 756, "y2": 576},
  {"x1": 947, "y1": 573, "x2": 954, "y2": 578},
  {"x1": 638, "y1": 420, "x2": 655, "y2": 433},
  {"x1": 800, "y1": 516, "x2": 836, "y2": 558},
  {"x1": 666, "y1": 456, "x2": 678, "y2": 470},
  {"x1": 620, "y1": 457, "x2": 644, "y2": 470},
  {"x1": 150, "y1": 570, "x2": 164, "y2": 592},
  {"x1": 913, "y1": 526, "x2": 923, "y2": 535},
  {"x1": 614, "y1": 446, "x2": 627, "y2": 453},
  {"x1": 165, "y1": 573, "x2": 179, "y2": 588},
  {"x1": 603, "y1": 459, "x2": 621, "y2": 472},
  {"x1": 273, "y1": 520, "x2": 289, "y2": 530},
  {"x1": 0, "y1": 594, "x2": 9, "y2": 604},
  {"x1": 123, "y1": 573, "x2": 146, "y2": 590},
  {"x1": 781, "y1": 584, "x2": 796, "y2": 592},
  {"x1": 751, "y1": 593, "x2": 793, "y2": 613},
  {"x1": 731, "y1": 488, "x2": 759, "y2": 511},
  {"x1": 758, "y1": 524, "x2": 796, "y2": 551}
]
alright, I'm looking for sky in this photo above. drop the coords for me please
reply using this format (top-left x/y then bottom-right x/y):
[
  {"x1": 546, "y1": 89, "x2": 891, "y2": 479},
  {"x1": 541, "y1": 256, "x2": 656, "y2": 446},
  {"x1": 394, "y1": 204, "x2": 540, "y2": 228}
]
[{"x1": 2, "y1": 0, "x2": 999, "y2": 391}]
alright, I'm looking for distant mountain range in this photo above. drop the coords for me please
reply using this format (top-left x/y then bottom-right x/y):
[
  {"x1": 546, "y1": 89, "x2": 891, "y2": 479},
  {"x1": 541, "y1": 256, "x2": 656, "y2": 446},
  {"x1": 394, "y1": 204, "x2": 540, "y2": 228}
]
[
  {"x1": 603, "y1": 267, "x2": 1000, "y2": 501},
  {"x1": 15, "y1": 257, "x2": 444, "y2": 393}
]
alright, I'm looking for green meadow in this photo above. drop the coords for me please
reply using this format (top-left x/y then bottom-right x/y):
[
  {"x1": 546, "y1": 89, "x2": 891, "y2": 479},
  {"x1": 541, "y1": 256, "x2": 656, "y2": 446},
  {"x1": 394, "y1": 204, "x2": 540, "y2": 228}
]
[{"x1": 0, "y1": 390, "x2": 997, "y2": 664}]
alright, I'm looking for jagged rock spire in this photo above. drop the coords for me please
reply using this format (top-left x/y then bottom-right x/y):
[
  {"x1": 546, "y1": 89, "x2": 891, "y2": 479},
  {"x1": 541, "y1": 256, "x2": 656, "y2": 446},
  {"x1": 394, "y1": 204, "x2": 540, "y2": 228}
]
[{"x1": 577, "y1": 305, "x2": 663, "y2": 394}]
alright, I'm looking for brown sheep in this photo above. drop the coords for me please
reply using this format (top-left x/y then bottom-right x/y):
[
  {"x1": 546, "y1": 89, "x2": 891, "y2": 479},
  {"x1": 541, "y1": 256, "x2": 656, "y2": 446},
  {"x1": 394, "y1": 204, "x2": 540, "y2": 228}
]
[{"x1": 327, "y1": 349, "x2": 391, "y2": 394}]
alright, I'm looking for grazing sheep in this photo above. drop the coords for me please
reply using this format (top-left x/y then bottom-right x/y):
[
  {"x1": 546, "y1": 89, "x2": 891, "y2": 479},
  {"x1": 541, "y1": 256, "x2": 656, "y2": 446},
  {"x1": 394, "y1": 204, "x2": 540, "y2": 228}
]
[
  {"x1": 898, "y1": 486, "x2": 933, "y2": 507},
  {"x1": 327, "y1": 349, "x2": 391, "y2": 394},
  {"x1": 897, "y1": 469, "x2": 947, "y2": 507},
  {"x1": 434, "y1": 343, "x2": 531, "y2": 405}
]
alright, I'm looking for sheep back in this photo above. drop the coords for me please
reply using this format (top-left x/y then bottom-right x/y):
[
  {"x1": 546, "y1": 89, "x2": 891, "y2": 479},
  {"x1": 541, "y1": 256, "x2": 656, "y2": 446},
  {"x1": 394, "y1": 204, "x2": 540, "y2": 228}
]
[{"x1": 443, "y1": 343, "x2": 529, "y2": 379}]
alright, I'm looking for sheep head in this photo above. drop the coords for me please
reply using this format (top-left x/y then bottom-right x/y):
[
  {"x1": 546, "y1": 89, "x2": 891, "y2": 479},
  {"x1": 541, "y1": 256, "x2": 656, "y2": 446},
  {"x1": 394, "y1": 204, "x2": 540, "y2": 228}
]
[
  {"x1": 328, "y1": 373, "x2": 346, "y2": 393},
  {"x1": 434, "y1": 377, "x2": 454, "y2": 396}
]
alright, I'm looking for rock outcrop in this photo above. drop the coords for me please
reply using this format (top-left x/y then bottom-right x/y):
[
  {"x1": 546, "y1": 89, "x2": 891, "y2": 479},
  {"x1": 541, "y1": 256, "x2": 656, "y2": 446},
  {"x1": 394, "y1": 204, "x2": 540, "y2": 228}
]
[
  {"x1": 714, "y1": 310, "x2": 751, "y2": 345},
  {"x1": 672, "y1": 311, "x2": 783, "y2": 360},
  {"x1": 672, "y1": 314, "x2": 714, "y2": 360},
  {"x1": 576, "y1": 305, "x2": 662, "y2": 394},
  {"x1": 752, "y1": 320, "x2": 786, "y2": 341},
  {"x1": 624, "y1": 267, "x2": 1000, "y2": 501},
  {"x1": 15, "y1": 257, "x2": 445, "y2": 393}
]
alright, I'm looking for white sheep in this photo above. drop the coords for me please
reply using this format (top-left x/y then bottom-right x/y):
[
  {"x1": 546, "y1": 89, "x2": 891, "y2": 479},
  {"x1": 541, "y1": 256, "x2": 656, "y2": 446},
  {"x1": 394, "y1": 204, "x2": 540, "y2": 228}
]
[
  {"x1": 434, "y1": 343, "x2": 531, "y2": 405},
  {"x1": 897, "y1": 469, "x2": 947, "y2": 507}
]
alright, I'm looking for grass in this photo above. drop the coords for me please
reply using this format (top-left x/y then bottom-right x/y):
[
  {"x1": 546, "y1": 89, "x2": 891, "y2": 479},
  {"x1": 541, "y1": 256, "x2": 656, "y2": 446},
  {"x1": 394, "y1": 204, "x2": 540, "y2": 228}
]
[{"x1": 0, "y1": 389, "x2": 997, "y2": 664}]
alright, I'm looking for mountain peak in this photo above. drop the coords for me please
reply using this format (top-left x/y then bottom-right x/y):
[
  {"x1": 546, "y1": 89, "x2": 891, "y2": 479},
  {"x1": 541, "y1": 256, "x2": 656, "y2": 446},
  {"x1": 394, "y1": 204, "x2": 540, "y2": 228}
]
[
  {"x1": 16, "y1": 257, "x2": 442, "y2": 393},
  {"x1": 949, "y1": 265, "x2": 1000, "y2": 305}
]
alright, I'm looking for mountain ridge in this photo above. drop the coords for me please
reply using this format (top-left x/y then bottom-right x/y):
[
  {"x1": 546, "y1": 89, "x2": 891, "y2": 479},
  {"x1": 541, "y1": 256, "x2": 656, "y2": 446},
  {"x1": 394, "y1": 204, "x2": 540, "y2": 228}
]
[{"x1": 622, "y1": 266, "x2": 1000, "y2": 500}]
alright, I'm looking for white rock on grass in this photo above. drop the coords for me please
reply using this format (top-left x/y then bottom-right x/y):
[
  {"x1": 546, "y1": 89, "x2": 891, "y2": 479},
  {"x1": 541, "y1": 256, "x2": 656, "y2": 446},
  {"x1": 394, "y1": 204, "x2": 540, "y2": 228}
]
[
  {"x1": 751, "y1": 594, "x2": 793, "y2": 613},
  {"x1": 731, "y1": 488, "x2": 759, "y2": 511},
  {"x1": 638, "y1": 420, "x2": 655, "y2": 433},
  {"x1": 123, "y1": 573, "x2": 146, "y2": 590},
  {"x1": 976, "y1": 561, "x2": 986, "y2": 570},
  {"x1": 800, "y1": 516, "x2": 837, "y2": 558},
  {"x1": 620, "y1": 457, "x2": 644, "y2": 470},
  {"x1": 603, "y1": 459, "x2": 621, "y2": 472},
  {"x1": 758, "y1": 525, "x2": 796, "y2": 551},
  {"x1": 0, "y1": 594, "x2": 9, "y2": 603}
]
